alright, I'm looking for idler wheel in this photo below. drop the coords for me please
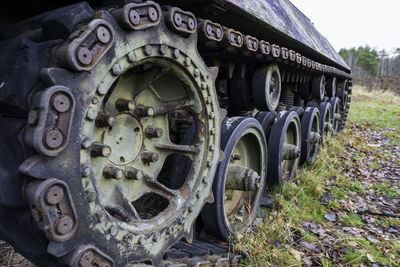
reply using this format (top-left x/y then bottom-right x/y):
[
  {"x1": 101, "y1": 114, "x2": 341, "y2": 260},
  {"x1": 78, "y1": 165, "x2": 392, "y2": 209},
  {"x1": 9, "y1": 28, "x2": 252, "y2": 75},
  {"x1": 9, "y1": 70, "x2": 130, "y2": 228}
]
[
  {"x1": 267, "y1": 111, "x2": 301, "y2": 184},
  {"x1": 252, "y1": 64, "x2": 281, "y2": 111},
  {"x1": 326, "y1": 77, "x2": 336, "y2": 97},
  {"x1": 312, "y1": 74, "x2": 326, "y2": 100},
  {"x1": 319, "y1": 101, "x2": 333, "y2": 138},
  {"x1": 330, "y1": 97, "x2": 341, "y2": 135},
  {"x1": 201, "y1": 117, "x2": 267, "y2": 241},
  {"x1": 299, "y1": 107, "x2": 321, "y2": 165}
]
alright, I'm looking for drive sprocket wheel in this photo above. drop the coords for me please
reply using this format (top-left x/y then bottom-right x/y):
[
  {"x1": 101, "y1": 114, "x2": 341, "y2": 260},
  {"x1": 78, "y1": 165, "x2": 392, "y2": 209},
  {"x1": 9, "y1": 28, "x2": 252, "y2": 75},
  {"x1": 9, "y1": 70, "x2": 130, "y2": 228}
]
[
  {"x1": 19, "y1": 3, "x2": 221, "y2": 265},
  {"x1": 201, "y1": 117, "x2": 267, "y2": 241}
]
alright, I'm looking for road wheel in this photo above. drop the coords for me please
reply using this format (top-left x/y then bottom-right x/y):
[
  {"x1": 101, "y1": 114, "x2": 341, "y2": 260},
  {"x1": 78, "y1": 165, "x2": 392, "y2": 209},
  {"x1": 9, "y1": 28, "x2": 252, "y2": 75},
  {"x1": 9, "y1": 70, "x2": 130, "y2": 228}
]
[
  {"x1": 252, "y1": 64, "x2": 281, "y2": 111},
  {"x1": 300, "y1": 107, "x2": 321, "y2": 165},
  {"x1": 201, "y1": 117, "x2": 267, "y2": 241},
  {"x1": 267, "y1": 111, "x2": 301, "y2": 184}
]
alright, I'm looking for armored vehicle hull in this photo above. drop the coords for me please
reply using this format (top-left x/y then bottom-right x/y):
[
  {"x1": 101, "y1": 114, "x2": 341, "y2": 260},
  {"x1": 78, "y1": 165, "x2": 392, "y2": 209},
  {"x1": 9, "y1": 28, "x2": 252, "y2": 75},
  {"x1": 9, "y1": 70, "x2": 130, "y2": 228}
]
[{"x1": 0, "y1": 1, "x2": 351, "y2": 266}]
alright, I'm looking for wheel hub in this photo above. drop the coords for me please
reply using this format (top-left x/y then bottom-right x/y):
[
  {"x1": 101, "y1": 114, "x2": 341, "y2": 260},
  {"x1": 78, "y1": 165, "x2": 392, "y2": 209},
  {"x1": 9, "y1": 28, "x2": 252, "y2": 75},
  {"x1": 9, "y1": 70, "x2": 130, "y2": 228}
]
[{"x1": 103, "y1": 114, "x2": 143, "y2": 165}]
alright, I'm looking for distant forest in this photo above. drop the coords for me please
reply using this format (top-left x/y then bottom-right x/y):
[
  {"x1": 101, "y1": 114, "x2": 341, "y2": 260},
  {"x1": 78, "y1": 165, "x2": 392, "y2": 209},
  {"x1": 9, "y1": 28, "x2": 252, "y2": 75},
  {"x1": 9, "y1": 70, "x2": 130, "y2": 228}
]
[{"x1": 339, "y1": 46, "x2": 400, "y2": 91}]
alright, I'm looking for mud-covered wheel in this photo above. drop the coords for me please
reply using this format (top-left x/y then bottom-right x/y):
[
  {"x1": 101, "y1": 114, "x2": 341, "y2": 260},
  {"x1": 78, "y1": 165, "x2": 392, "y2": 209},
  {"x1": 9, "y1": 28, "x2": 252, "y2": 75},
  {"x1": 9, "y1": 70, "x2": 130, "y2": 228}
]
[
  {"x1": 15, "y1": 3, "x2": 222, "y2": 265},
  {"x1": 326, "y1": 77, "x2": 336, "y2": 97},
  {"x1": 267, "y1": 111, "x2": 301, "y2": 184},
  {"x1": 319, "y1": 102, "x2": 332, "y2": 138},
  {"x1": 312, "y1": 74, "x2": 326, "y2": 100},
  {"x1": 330, "y1": 97, "x2": 341, "y2": 135},
  {"x1": 201, "y1": 117, "x2": 267, "y2": 241},
  {"x1": 252, "y1": 64, "x2": 281, "y2": 111},
  {"x1": 299, "y1": 107, "x2": 321, "y2": 165}
]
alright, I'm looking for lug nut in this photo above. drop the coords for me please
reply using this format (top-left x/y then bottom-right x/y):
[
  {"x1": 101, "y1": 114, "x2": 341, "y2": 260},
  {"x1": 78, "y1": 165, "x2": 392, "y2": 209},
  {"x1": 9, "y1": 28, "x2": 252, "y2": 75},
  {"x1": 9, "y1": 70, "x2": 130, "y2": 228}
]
[
  {"x1": 125, "y1": 166, "x2": 144, "y2": 180},
  {"x1": 141, "y1": 151, "x2": 159, "y2": 163},
  {"x1": 46, "y1": 185, "x2": 64, "y2": 205},
  {"x1": 136, "y1": 105, "x2": 154, "y2": 117},
  {"x1": 115, "y1": 98, "x2": 135, "y2": 112},
  {"x1": 90, "y1": 143, "x2": 111, "y2": 157},
  {"x1": 95, "y1": 112, "x2": 116, "y2": 128},
  {"x1": 145, "y1": 126, "x2": 163, "y2": 138},
  {"x1": 103, "y1": 165, "x2": 124, "y2": 180}
]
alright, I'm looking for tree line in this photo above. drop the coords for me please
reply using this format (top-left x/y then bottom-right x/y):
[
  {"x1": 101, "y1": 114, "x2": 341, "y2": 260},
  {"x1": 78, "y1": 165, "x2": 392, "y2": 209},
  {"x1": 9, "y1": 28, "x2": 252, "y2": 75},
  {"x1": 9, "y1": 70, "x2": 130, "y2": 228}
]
[
  {"x1": 339, "y1": 46, "x2": 400, "y2": 78},
  {"x1": 339, "y1": 46, "x2": 400, "y2": 92}
]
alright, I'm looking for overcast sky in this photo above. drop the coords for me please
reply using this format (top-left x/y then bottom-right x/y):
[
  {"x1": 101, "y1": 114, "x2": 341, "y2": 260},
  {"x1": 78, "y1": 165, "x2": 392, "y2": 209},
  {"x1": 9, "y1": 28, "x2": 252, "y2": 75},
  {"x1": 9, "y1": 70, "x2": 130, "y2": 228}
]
[{"x1": 290, "y1": 0, "x2": 400, "y2": 54}]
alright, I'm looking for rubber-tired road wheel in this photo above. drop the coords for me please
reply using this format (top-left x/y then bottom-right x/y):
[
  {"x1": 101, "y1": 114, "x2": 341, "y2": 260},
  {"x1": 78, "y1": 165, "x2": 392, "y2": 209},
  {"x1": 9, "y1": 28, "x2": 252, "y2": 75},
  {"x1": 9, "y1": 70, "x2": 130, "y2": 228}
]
[
  {"x1": 299, "y1": 107, "x2": 321, "y2": 165},
  {"x1": 201, "y1": 117, "x2": 267, "y2": 241},
  {"x1": 312, "y1": 74, "x2": 326, "y2": 100},
  {"x1": 326, "y1": 77, "x2": 336, "y2": 97},
  {"x1": 330, "y1": 97, "x2": 341, "y2": 135},
  {"x1": 319, "y1": 101, "x2": 332, "y2": 138},
  {"x1": 252, "y1": 64, "x2": 281, "y2": 111},
  {"x1": 3, "y1": 2, "x2": 222, "y2": 266},
  {"x1": 267, "y1": 111, "x2": 301, "y2": 184}
]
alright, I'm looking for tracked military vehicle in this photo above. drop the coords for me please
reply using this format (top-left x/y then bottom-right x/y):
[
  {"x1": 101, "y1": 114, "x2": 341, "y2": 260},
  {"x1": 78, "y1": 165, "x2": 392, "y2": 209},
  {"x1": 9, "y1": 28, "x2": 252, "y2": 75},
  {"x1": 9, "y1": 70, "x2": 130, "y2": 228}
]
[{"x1": 0, "y1": 0, "x2": 351, "y2": 266}]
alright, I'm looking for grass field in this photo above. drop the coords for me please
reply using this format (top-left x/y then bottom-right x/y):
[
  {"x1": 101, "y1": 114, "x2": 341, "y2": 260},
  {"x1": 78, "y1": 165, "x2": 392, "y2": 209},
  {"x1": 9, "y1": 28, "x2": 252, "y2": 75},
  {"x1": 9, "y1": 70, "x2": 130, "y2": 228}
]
[{"x1": 235, "y1": 86, "x2": 400, "y2": 266}]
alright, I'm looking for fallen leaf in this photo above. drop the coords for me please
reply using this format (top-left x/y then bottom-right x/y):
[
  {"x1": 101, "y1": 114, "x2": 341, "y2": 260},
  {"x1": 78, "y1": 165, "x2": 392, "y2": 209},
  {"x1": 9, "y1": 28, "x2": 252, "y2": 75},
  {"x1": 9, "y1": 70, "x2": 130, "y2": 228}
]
[
  {"x1": 366, "y1": 253, "x2": 375, "y2": 263},
  {"x1": 289, "y1": 248, "x2": 304, "y2": 261}
]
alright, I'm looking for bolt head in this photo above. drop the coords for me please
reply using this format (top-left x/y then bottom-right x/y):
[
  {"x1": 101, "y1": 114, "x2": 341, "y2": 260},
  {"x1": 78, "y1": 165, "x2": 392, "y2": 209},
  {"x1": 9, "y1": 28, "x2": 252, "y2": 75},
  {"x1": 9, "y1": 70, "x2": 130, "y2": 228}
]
[
  {"x1": 129, "y1": 9, "x2": 140, "y2": 26},
  {"x1": 187, "y1": 17, "x2": 195, "y2": 30},
  {"x1": 82, "y1": 165, "x2": 91, "y2": 177},
  {"x1": 80, "y1": 251, "x2": 94, "y2": 266},
  {"x1": 46, "y1": 185, "x2": 64, "y2": 205},
  {"x1": 148, "y1": 7, "x2": 159, "y2": 22},
  {"x1": 101, "y1": 146, "x2": 112, "y2": 157},
  {"x1": 81, "y1": 137, "x2": 91, "y2": 149},
  {"x1": 45, "y1": 129, "x2": 64, "y2": 149},
  {"x1": 53, "y1": 94, "x2": 70, "y2": 113},
  {"x1": 77, "y1": 47, "x2": 93, "y2": 66},
  {"x1": 96, "y1": 26, "x2": 111, "y2": 44},
  {"x1": 56, "y1": 215, "x2": 74, "y2": 234},
  {"x1": 173, "y1": 13, "x2": 182, "y2": 26},
  {"x1": 109, "y1": 225, "x2": 118, "y2": 236},
  {"x1": 86, "y1": 189, "x2": 96, "y2": 202},
  {"x1": 206, "y1": 24, "x2": 213, "y2": 35}
]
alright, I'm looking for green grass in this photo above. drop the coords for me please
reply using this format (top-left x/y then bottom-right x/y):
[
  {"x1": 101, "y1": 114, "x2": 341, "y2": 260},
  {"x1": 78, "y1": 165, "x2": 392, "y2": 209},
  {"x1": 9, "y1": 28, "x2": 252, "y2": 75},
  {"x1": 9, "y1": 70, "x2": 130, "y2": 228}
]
[
  {"x1": 340, "y1": 213, "x2": 364, "y2": 227},
  {"x1": 236, "y1": 86, "x2": 400, "y2": 266}
]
